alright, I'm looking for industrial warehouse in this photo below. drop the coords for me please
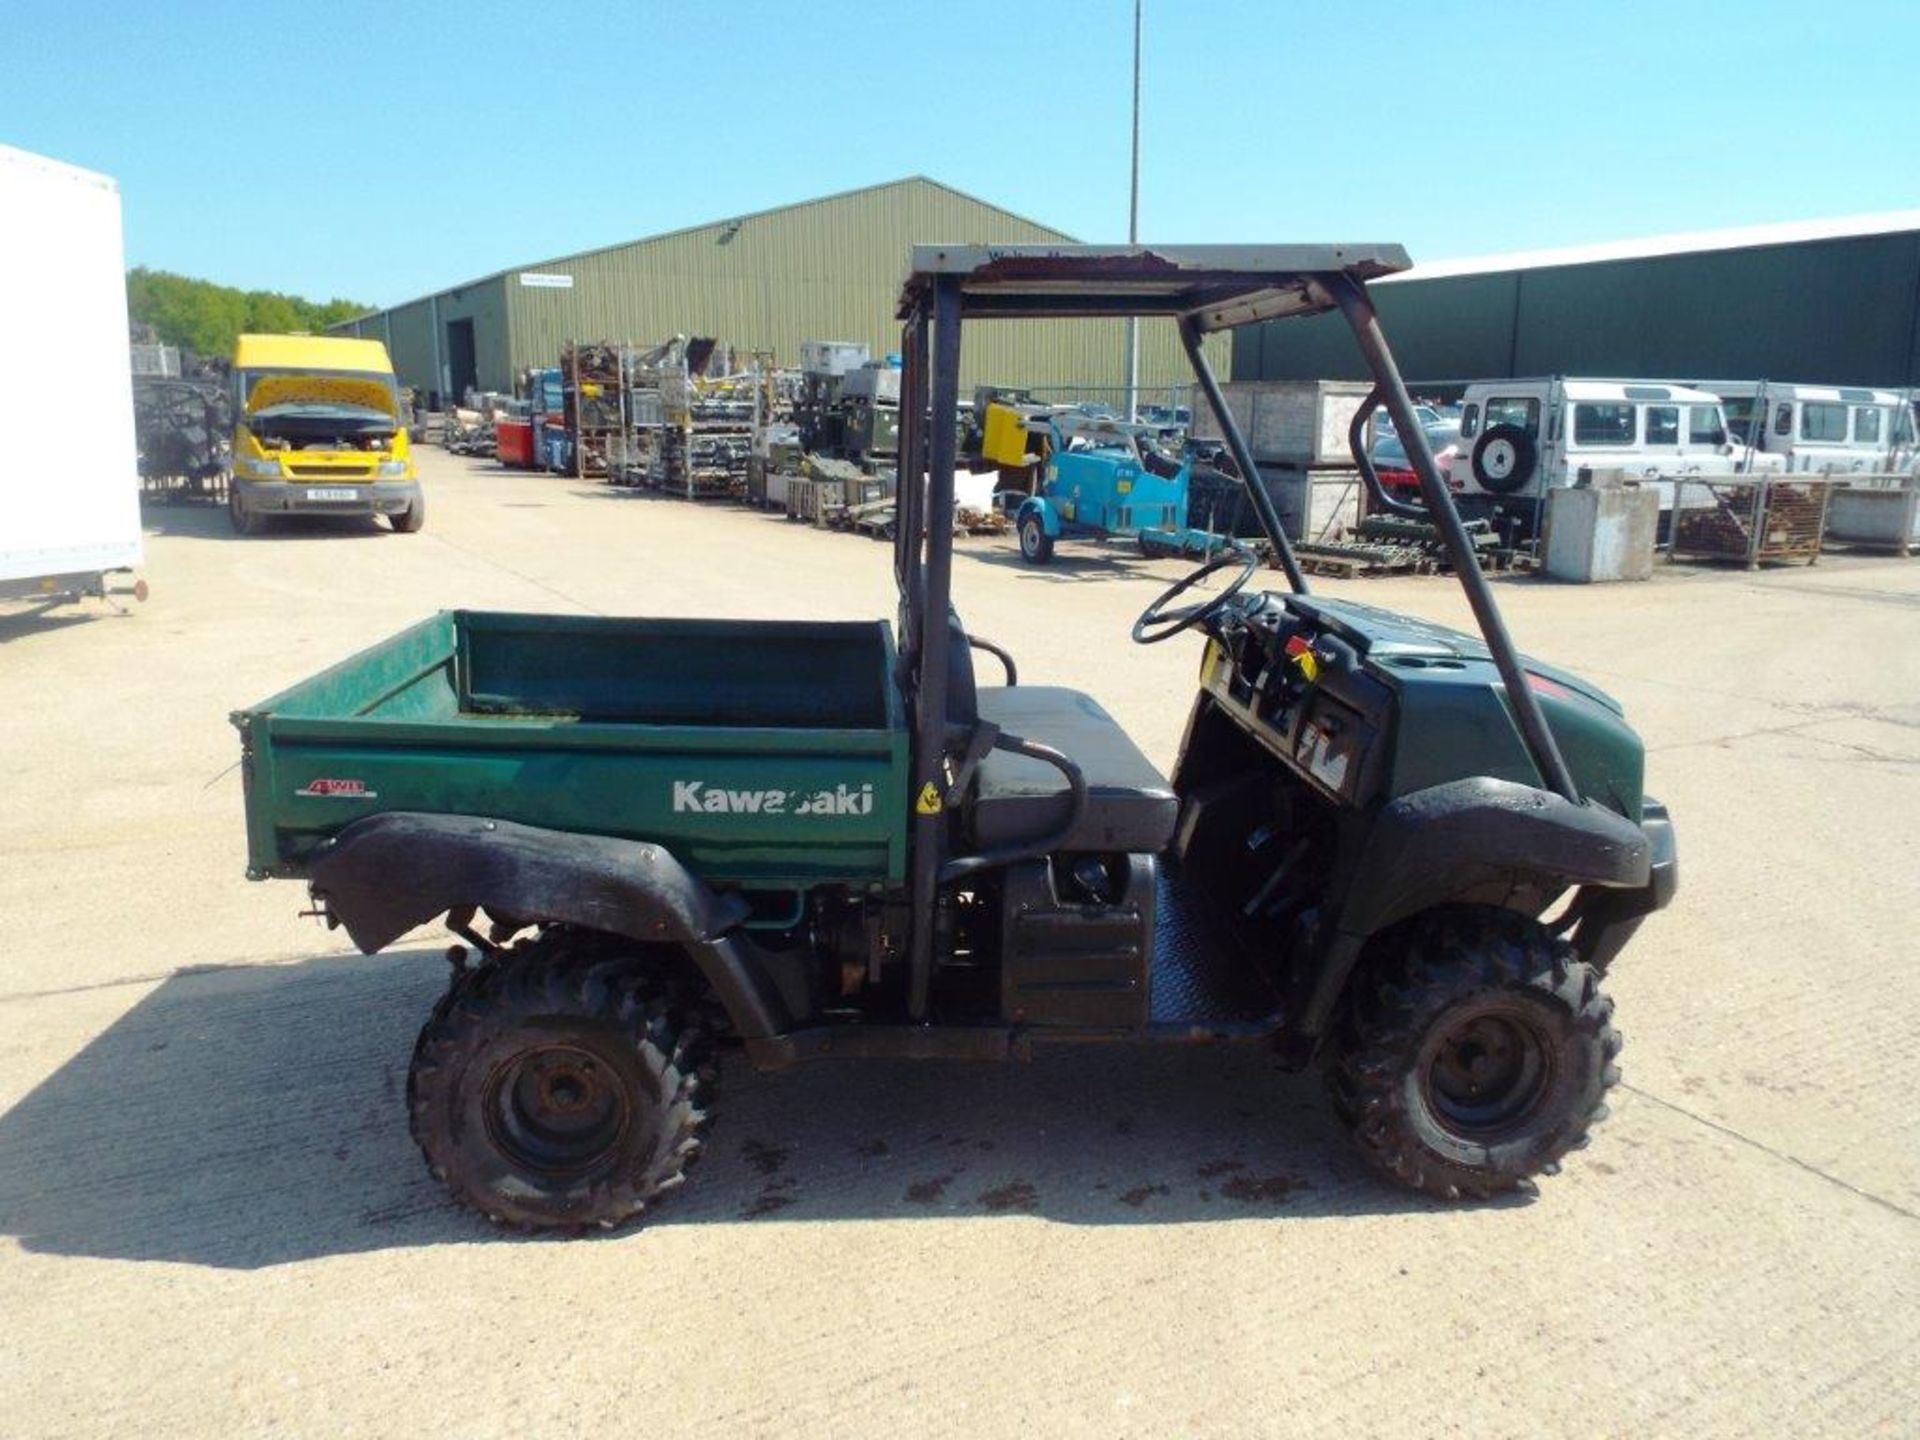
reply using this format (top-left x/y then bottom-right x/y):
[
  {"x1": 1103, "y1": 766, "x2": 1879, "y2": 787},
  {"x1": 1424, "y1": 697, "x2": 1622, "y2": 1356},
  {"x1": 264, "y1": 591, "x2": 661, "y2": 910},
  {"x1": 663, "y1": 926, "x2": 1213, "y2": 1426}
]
[
  {"x1": 328, "y1": 176, "x2": 1216, "y2": 403},
  {"x1": 3, "y1": 4, "x2": 1919, "y2": 1436}
]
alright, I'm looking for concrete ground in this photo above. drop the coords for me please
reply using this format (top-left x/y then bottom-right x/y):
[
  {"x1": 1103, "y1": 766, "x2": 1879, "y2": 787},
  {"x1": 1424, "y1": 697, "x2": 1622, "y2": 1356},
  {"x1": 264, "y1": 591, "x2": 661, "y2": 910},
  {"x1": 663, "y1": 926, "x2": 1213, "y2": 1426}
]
[{"x1": 1, "y1": 448, "x2": 1915, "y2": 1438}]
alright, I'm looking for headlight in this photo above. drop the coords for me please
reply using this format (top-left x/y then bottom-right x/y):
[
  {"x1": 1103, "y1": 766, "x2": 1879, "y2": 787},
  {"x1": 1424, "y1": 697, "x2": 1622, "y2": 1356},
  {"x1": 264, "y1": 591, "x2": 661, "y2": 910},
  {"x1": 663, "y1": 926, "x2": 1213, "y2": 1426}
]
[
  {"x1": 235, "y1": 456, "x2": 283, "y2": 478},
  {"x1": 377, "y1": 459, "x2": 410, "y2": 478}
]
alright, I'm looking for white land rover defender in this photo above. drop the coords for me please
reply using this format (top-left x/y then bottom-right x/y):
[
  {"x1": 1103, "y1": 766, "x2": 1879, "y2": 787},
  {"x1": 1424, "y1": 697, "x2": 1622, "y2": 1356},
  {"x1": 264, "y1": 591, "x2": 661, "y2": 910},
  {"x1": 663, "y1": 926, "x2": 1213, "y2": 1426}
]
[{"x1": 1449, "y1": 378, "x2": 1776, "y2": 524}]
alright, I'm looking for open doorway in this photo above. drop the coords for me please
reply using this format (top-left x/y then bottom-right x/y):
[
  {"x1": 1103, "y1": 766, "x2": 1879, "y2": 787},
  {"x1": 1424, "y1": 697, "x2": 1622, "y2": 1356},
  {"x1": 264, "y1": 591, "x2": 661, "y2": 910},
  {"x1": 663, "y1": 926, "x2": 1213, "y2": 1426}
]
[{"x1": 445, "y1": 318, "x2": 477, "y2": 404}]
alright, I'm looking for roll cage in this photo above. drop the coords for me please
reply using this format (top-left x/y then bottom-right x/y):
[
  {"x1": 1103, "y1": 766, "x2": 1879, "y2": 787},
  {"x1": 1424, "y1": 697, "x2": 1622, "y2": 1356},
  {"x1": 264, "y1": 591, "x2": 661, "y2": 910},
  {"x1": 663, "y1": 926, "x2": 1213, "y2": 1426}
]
[{"x1": 890, "y1": 245, "x2": 1579, "y2": 1018}]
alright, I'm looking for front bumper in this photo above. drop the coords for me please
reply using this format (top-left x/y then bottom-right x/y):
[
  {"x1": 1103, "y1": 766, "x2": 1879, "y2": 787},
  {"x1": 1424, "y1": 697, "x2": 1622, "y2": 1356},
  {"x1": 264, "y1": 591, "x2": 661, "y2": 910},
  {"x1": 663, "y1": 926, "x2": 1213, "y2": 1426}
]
[
  {"x1": 1573, "y1": 796, "x2": 1678, "y2": 970},
  {"x1": 233, "y1": 477, "x2": 419, "y2": 517}
]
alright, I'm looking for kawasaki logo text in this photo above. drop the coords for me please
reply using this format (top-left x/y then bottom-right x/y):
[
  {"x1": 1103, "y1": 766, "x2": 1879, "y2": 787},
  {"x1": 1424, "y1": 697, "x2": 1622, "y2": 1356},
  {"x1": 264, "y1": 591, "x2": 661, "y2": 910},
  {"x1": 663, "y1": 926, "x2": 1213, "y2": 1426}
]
[{"x1": 671, "y1": 781, "x2": 873, "y2": 816}]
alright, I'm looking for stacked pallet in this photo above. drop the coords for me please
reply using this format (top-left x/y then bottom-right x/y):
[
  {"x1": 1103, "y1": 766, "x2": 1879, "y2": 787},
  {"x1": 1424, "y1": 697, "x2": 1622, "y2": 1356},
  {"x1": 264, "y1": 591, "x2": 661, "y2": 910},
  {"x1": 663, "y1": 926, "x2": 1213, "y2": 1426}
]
[{"x1": 652, "y1": 371, "x2": 756, "y2": 499}]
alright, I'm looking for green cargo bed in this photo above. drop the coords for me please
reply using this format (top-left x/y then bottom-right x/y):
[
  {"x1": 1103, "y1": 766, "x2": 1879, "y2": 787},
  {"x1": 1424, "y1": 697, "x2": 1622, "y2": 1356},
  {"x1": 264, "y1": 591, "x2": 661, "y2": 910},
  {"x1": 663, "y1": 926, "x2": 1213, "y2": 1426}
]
[{"x1": 233, "y1": 610, "x2": 908, "y2": 887}]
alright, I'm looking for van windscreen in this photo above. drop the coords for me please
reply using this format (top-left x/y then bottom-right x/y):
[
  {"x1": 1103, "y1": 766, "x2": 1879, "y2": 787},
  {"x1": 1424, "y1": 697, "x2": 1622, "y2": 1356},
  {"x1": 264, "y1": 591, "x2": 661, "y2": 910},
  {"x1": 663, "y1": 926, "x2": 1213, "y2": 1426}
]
[{"x1": 1689, "y1": 406, "x2": 1726, "y2": 446}]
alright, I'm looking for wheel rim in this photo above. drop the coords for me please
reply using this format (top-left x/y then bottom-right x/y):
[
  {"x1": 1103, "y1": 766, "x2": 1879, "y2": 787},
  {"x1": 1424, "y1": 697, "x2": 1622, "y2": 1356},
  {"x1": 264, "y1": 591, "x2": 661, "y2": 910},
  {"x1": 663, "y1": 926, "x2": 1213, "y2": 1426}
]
[
  {"x1": 1021, "y1": 520, "x2": 1041, "y2": 556},
  {"x1": 1423, "y1": 1008, "x2": 1552, "y2": 1139},
  {"x1": 485, "y1": 1043, "x2": 631, "y2": 1176},
  {"x1": 1483, "y1": 441, "x2": 1515, "y2": 479}
]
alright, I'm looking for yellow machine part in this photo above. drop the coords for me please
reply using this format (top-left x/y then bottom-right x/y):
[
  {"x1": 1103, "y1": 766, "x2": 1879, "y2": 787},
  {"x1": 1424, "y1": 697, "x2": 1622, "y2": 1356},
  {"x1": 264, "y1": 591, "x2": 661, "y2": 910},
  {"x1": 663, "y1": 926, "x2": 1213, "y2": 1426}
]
[{"x1": 982, "y1": 403, "x2": 1038, "y2": 467}]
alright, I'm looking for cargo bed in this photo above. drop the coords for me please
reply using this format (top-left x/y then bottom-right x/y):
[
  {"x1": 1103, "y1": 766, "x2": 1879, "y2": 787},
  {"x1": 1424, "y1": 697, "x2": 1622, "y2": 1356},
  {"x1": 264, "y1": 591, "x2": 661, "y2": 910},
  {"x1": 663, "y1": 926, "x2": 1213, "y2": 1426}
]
[{"x1": 234, "y1": 611, "x2": 908, "y2": 887}]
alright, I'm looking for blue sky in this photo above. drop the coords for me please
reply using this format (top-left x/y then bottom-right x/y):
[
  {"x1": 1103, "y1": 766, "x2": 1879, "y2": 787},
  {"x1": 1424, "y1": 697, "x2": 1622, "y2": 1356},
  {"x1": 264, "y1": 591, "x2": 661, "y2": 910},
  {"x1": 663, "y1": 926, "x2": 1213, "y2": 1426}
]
[{"x1": 6, "y1": 0, "x2": 1917, "y2": 306}]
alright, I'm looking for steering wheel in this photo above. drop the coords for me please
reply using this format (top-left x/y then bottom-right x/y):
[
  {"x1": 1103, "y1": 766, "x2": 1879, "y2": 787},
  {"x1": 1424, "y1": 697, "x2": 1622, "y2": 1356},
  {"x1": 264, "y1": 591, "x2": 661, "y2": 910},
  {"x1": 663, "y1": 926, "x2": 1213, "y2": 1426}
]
[{"x1": 1131, "y1": 543, "x2": 1261, "y2": 645}]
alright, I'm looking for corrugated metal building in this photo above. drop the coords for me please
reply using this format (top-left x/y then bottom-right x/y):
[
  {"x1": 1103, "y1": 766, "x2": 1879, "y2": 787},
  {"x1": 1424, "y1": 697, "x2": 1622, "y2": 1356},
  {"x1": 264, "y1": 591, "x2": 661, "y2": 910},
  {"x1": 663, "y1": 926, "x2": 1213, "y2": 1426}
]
[
  {"x1": 334, "y1": 176, "x2": 1218, "y2": 404},
  {"x1": 1233, "y1": 212, "x2": 1920, "y2": 392}
]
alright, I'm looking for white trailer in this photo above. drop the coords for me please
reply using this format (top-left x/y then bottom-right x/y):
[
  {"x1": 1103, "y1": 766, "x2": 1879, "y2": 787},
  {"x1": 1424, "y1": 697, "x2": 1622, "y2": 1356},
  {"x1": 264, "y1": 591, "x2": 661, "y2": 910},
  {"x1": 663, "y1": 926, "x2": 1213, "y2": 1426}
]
[{"x1": 0, "y1": 144, "x2": 144, "y2": 604}]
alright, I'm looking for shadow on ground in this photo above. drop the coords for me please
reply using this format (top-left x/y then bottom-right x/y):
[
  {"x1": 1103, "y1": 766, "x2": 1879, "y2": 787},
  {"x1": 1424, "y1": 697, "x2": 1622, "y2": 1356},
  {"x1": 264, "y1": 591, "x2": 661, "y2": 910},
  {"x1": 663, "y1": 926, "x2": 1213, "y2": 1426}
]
[
  {"x1": 138, "y1": 498, "x2": 389, "y2": 541},
  {"x1": 0, "y1": 604, "x2": 116, "y2": 642},
  {"x1": 0, "y1": 949, "x2": 1497, "y2": 1269},
  {"x1": 959, "y1": 541, "x2": 1177, "y2": 583}
]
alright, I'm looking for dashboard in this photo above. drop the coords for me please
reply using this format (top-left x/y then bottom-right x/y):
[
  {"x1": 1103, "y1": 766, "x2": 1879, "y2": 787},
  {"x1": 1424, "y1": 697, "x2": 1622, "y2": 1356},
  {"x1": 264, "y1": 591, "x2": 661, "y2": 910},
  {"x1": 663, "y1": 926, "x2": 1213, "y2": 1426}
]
[{"x1": 1200, "y1": 594, "x2": 1394, "y2": 806}]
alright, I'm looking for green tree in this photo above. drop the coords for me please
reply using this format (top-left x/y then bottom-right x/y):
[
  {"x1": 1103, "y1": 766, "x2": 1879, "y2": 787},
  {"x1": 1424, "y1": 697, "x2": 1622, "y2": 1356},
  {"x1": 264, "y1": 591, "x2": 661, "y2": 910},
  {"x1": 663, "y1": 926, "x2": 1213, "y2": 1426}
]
[{"x1": 126, "y1": 267, "x2": 374, "y2": 360}]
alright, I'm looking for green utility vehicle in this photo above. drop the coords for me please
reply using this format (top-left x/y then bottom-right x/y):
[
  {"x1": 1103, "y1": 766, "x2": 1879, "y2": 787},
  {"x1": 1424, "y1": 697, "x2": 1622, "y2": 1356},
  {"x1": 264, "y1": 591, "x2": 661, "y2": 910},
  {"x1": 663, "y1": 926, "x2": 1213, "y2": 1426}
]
[{"x1": 233, "y1": 246, "x2": 1676, "y2": 1229}]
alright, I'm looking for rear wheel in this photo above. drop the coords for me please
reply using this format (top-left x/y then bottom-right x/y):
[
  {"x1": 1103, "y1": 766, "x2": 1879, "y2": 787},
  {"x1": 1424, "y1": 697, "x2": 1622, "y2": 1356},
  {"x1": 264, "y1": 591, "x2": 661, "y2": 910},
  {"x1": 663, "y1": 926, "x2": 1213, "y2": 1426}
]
[
  {"x1": 408, "y1": 934, "x2": 714, "y2": 1230},
  {"x1": 1325, "y1": 909, "x2": 1618, "y2": 1199},
  {"x1": 1019, "y1": 513, "x2": 1054, "y2": 564}
]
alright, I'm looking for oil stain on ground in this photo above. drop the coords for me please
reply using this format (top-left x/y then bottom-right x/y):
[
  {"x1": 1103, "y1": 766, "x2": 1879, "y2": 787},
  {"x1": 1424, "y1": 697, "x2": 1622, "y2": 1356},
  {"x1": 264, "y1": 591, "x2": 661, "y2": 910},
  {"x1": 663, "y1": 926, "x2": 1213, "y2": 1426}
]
[
  {"x1": 1220, "y1": 1172, "x2": 1311, "y2": 1204},
  {"x1": 905, "y1": 1173, "x2": 956, "y2": 1204},
  {"x1": 742, "y1": 1176, "x2": 798, "y2": 1219},
  {"x1": 741, "y1": 1140, "x2": 789, "y2": 1176},
  {"x1": 978, "y1": 1179, "x2": 1039, "y2": 1213}
]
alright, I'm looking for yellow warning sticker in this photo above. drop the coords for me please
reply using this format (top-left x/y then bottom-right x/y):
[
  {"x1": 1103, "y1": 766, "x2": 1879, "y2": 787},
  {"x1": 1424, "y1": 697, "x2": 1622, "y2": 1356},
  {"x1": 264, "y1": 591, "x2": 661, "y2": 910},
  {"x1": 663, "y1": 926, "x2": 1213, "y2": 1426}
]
[{"x1": 915, "y1": 782, "x2": 944, "y2": 815}]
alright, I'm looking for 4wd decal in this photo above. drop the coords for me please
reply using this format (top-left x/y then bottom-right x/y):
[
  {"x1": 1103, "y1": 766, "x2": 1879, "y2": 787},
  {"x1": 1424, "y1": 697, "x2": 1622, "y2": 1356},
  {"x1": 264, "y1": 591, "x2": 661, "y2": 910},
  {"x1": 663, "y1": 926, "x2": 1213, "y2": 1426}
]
[
  {"x1": 671, "y1": 780, "x2": 873, "y2": 817},
  {"x1": 296, "y1": 778, "x2": 377, "y2": 799}
]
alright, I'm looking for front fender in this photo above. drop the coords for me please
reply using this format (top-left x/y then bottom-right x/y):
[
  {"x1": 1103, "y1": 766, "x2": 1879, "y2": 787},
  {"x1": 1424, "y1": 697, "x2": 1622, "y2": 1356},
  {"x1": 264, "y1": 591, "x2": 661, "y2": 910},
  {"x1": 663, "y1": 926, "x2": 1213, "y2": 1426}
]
[
  {"x1": 1017, "y1": 497, "x2": 1060, "y2": 537},
  {"x1": 1335, "y1": 778, "x2": 1650, "y2": 942},
  {"x1": 1296, "y1": 778, "x2": 1654, "y2": 1036},
  {"x1": 308, "y1": 812, "x2": 788, "y2": 1038}
]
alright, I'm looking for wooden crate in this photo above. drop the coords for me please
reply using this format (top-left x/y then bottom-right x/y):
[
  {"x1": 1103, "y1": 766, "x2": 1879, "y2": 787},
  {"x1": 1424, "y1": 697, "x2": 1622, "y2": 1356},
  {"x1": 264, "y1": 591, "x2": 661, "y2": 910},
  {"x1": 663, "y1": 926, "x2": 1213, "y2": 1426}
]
[{"x1": 786, "y1": 476, "x2": 845, "y2": 524}]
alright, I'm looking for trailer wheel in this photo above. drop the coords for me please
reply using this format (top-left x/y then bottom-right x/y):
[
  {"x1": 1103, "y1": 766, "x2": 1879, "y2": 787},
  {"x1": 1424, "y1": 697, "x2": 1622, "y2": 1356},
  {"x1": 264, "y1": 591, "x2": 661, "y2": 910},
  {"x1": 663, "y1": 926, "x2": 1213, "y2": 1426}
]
[
  {"x1": 1470, "y1": 425, "x2": 1537, "y2": 495},
  {"x1": 1325, "y1": 909, "x2": 1618, "y2": 1200},
  {"x1": 408, "y1": 935, "x2": 714, "y2": 1231},
  {"x1": 1019, "y1": 513, "x2": 1054, "y2": 564}
]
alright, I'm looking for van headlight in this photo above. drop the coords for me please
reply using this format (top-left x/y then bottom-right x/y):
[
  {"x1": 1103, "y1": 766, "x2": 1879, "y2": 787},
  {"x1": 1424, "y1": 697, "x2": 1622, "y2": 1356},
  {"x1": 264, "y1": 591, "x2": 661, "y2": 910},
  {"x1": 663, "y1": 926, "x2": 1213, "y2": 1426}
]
[
  {"x1": 377, "y1": 459, "x2": 410, "y2": 477},
  {"x1": 235, "y1": 457, "x2": 283, "y2": 478}
]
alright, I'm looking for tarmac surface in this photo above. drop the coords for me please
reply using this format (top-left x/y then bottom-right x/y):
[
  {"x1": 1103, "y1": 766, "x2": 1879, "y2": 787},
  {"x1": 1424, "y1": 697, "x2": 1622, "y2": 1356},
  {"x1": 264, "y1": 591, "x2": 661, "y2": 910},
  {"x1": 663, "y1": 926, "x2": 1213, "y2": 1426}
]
[{"x1": 2, "y1": 448, "x2": 1916, "y2": 1437}]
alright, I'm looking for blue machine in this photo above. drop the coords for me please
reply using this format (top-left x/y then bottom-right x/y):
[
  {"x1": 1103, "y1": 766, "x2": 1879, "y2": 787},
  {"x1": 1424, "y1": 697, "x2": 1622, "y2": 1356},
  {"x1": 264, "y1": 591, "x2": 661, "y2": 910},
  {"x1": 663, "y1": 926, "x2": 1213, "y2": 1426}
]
[{"x1": 1013, "y1": 414, "x2": 1230, "y2": 564}]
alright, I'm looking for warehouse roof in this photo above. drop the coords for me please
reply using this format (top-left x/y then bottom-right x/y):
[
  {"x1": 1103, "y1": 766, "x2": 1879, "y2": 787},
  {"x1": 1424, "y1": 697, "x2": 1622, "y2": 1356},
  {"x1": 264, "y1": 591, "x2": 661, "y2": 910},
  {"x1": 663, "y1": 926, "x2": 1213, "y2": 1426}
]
[
  {"x1": 1392, "y1": 209, "x2": 1920, "y2": 283},
  {"x1": 352, "y1": 176, "x2": 1076, "y2": 321}
]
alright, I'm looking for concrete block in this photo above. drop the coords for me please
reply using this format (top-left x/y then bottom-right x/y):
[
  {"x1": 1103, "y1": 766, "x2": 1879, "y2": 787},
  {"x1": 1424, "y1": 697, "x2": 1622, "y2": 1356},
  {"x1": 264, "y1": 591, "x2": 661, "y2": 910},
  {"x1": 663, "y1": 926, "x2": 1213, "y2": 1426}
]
[{"x1": 1543, "y1": 484, "x2": 1659, "y2": 582}]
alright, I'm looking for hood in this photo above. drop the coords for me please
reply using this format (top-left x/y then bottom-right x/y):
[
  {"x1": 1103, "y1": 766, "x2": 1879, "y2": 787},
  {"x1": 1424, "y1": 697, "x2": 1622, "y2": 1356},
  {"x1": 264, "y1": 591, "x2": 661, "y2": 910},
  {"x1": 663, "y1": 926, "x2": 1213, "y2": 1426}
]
[
  {"x1": 247, "y1": 374, "x2": 397, "y2": 417},
  {"x1": 1294, "y1": 595, "x2": 1624, "y2": 713}
]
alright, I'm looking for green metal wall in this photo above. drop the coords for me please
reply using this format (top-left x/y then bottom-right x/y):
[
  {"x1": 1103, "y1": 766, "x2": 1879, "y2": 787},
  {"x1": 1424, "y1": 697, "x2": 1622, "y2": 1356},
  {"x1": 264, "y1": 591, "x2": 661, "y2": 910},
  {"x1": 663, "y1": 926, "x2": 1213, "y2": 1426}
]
[
  {"x1": 337, "y1": 178, "x2": 1218, "y2": 403},
  {"x1": 1233, "y1": 231, "x2": 1920, "y2": 390}
]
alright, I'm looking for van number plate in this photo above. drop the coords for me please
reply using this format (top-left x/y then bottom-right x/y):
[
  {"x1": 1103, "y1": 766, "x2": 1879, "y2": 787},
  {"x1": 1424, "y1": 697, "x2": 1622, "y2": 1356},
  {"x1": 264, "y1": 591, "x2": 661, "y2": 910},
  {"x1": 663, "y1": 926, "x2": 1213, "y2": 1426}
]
[{"x1": 305, "y1": 487, "x2": 357, "y2": 501}]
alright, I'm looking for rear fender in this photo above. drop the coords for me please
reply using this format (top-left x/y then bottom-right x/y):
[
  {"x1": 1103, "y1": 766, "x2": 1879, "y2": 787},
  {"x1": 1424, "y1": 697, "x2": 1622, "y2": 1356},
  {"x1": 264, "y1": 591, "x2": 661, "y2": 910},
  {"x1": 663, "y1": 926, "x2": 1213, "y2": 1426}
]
[{"x1": 307, "y1": 812, "x2": 789, "y2": 1038}]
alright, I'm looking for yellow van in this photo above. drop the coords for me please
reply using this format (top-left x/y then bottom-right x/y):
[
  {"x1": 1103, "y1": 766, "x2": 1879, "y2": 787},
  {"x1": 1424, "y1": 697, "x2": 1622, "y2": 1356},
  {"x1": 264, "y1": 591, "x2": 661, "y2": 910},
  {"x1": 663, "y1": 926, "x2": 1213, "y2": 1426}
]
[{"x1": 228, "y1": 334, "x2": 423, "y2": 534}]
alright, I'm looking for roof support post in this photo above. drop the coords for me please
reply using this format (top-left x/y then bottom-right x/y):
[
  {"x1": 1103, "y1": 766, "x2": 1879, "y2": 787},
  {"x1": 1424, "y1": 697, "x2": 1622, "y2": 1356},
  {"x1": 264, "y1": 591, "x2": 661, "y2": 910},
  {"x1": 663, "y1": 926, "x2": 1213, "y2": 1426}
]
[
  {"x1": 1329, "y1": 276, "x2": 1579, "y2": 802},
  {"x1": 906, "y1": 276, "x2": 963, "y2": 1020},
  {"x1": 895, "y1": 310, "x2": 928, "y2": 620},
  {"x1": 1179, "y1": 317, "x2": 1310, "y2": 593}
]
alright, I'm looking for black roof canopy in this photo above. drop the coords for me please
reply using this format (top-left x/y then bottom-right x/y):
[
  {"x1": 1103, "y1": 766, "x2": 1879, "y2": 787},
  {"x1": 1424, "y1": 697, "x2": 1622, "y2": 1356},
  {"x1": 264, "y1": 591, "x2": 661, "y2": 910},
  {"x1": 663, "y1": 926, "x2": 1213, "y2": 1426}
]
[{"x1": 897, "y1": 243, "x2": 1413, "y2": 330}]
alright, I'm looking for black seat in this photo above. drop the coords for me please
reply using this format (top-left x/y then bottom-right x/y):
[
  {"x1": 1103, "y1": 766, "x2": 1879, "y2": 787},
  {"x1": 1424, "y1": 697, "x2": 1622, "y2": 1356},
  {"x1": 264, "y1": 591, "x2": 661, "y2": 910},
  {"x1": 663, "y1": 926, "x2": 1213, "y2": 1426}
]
[{"x1": 969, "y1": 686, "x2": 1178, "y2": 854}]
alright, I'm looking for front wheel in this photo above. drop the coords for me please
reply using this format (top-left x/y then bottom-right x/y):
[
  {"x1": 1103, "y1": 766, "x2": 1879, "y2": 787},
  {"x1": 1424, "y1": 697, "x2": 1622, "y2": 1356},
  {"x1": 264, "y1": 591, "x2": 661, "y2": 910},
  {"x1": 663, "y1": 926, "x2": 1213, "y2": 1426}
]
[
  {"x1": 1018, "y1": 513, "x2": 1054, "y2": 564},
  {"x1": 390, "y1": 491, "x2": 425, "y2": 533},
  {"x1": 1325, "y1": 909, "x2": 1619, "y2": 1199},
  {"x1": 227, "y1": 486, "x2": 265, "y2": 536},
  {"x1": 408, "y1": 936, "x2": 714, "y2": 1230}
]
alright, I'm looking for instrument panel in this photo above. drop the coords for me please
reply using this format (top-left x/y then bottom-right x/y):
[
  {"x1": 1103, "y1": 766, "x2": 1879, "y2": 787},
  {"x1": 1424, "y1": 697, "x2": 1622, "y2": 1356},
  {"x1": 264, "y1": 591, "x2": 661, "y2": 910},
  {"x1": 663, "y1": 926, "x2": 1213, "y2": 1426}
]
[{"x1": 1202, "y1": 596, "x2": 1391, "y2": 805}]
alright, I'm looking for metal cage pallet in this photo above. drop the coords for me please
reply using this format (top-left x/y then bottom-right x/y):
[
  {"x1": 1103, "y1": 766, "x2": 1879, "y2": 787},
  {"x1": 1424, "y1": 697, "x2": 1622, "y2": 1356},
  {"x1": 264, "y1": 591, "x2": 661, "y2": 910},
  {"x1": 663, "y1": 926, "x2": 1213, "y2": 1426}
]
[{"x1": 1668, "y1": 476, "x2": 1836, "y2": 568}]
